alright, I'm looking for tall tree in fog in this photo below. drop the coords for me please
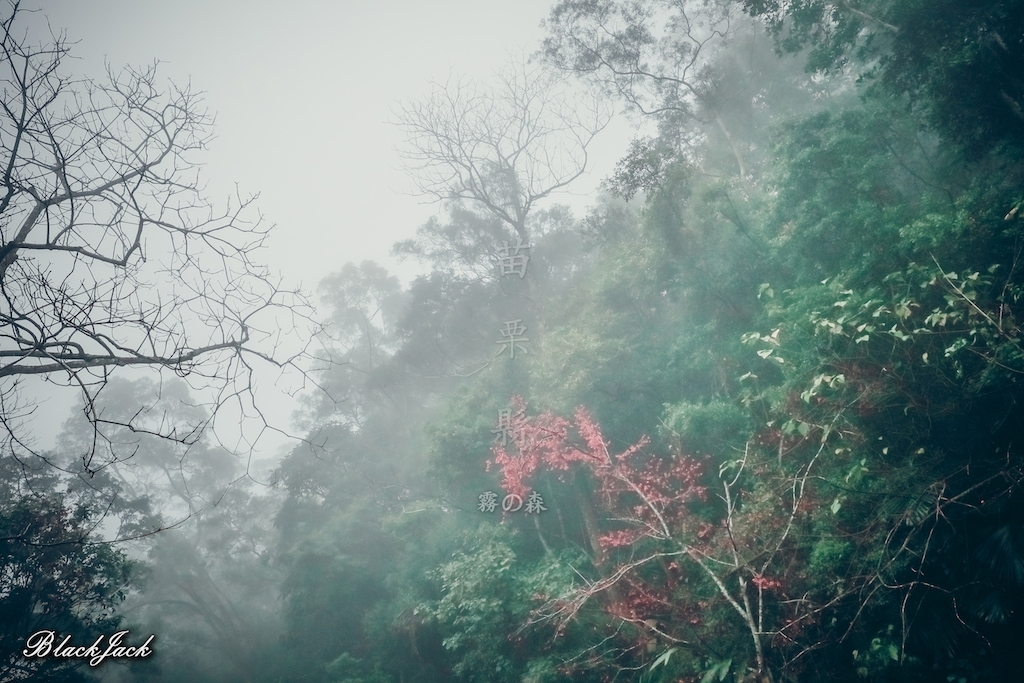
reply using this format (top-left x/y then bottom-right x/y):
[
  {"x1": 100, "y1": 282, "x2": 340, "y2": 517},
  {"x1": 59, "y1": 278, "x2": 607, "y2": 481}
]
[
  {"x1": 43, "y1": 377, "x2": 288, "y2": 683},
  {"x1": 394, "y1": 57, "x2": 609, "y2": 378},
  {"x1": 394, "y1": 56, "x2": 610, "y2": 245},
  {"x1": 543, "y1": 0, "x2": 747, "y2": 180},
  {"x1": 304, "y1": 261, "x2": 406, "y2": 431}
]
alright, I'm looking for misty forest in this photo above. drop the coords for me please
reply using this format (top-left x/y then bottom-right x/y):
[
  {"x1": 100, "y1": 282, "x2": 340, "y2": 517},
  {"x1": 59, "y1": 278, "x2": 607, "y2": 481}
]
[{"x1": 3, "y1": 0, "x2": 1024, "y2": 681}]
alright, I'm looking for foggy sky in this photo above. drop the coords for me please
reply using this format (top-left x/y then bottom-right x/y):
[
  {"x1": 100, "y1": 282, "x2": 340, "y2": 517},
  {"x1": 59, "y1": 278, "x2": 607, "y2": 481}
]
[{"x1": 22, "y1": 0, "x2": 633, "y2": 454}]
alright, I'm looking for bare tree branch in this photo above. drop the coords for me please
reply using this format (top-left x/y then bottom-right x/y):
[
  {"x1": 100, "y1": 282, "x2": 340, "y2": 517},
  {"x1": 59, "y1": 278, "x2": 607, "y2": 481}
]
[
  {"x1": 394, "y1": 55, "x2": 611, "y2": 243},
  {"x1": 0, "y1": 2, "x2": 322, "y2": 473}
]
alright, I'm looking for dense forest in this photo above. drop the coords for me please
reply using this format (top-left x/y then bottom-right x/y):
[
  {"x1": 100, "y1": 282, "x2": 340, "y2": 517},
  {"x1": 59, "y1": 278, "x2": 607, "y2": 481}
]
[{"x1": 3, "y1": 0, "x2": 1024, "y2": 682}]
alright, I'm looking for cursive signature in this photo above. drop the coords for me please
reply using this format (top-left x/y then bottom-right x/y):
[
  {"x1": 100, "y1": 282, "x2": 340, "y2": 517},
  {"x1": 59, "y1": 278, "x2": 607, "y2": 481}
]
[{"x1": 22, "y1": 630, "x2": 155, "y2": 667}]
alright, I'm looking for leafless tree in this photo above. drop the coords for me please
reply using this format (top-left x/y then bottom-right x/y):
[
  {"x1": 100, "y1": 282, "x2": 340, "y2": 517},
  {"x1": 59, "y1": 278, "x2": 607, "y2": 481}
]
[
  {"x1": 0, "y1": 2, "x2": 318, "y2": 475},
  {"x1": 394, "y1": 56, "x2": 611, "y2": 244}
]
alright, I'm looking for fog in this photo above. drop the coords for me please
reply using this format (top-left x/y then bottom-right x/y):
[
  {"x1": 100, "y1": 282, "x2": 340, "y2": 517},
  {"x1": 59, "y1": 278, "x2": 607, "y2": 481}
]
[{"x1": 3, "y1": 1, "x2": 1024, "y2": 681}]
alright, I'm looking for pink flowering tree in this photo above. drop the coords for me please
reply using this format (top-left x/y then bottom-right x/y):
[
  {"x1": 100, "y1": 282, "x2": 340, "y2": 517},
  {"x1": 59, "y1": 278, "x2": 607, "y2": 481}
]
[{"x1": 487, "y1": 397, "x2": 827, "y2": 681}]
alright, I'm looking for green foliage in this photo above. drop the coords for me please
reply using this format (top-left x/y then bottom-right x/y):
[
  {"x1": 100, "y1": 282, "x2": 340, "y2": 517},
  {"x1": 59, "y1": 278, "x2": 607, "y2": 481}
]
[
  {"x1": 280, "y1": 497, "x2": 394, "y2": 666},
  {"x1": 101, "y1": 2, "x2": 1024, "y2": 683},
  {"x1": 808, "y1": 538, "x2": 852, "y2": 578},
  {"x1": 0, "y1": 461, "x2": 134, "y2": 683},
  {"x1": 661, "y1": 400, "x2": 750, "y2": 456},
  {"x1": 765, "y1": 106, "x2": 931, "y2": 279},
  {"x1": 533, "y1": 233, "x2": 680, "y2": 442},
  {"x1": 415, "y1": 524, "x2": 574, "y2": 683},
  {"x1": 745, "y1": 0, "x2": 1024, "y2": 159},
  {"x1": 700, "y1": 658, "x2": 733, "y2": 683},
  {"x1": 740, "y1": 253, "x2": 1024, "y2": 677},
  {"x1": 851, "y1": 625, "x2": 902, "y2": 680},
  {"x1": 324, "y1": 654, "x2": 391, "y2": 683}
]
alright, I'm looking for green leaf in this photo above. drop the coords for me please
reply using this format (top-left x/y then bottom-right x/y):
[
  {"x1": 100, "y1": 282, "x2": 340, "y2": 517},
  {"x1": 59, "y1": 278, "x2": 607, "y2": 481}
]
[
  {"x1": 701, "y1": 658, "x2": 732, "y2": 683},
  {"x1": 888, "y1": 325, "x2": 910, "y2": 341},
  {"x1": 945, "y1": 337, "x2": 969, "y2": 356},
  {"x1": 650, "y1": 647, "x2": 678, "y2": 672}
]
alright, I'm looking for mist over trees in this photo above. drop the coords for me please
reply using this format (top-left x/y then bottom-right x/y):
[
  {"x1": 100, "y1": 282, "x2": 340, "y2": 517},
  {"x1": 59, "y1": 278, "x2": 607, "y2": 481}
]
[{"x1": 4, "y1": 0, "x2": 1024, "y2": 682}]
